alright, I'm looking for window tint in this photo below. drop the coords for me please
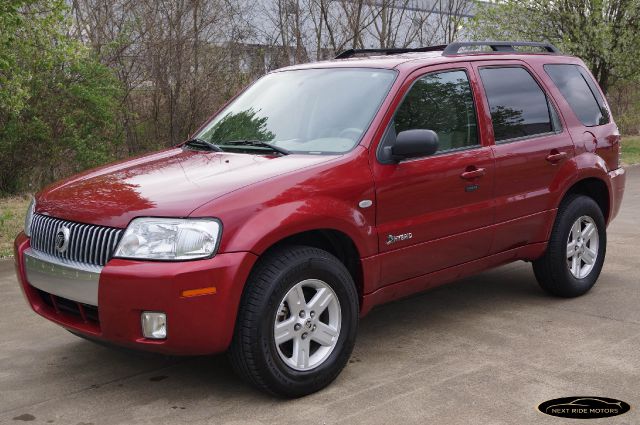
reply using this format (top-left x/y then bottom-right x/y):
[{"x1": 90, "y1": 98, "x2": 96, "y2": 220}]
[
  {"x1": 394, "y1": 70, "x2": 478, "y2": 153},
  {"x1": 544, "y1": 64, "x2": 609, "y2": 126},
  {"x1": 479, "y1": 67, "x2": 553, "y2": 142}
]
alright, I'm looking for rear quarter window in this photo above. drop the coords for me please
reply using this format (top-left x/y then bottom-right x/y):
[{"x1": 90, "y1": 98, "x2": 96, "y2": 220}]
[{"x1": 544, "y1": 64, "x2": 610, "y2": 127}]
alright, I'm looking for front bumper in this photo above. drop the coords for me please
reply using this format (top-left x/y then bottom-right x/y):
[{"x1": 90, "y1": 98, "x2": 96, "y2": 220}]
[{"x1": 14, "y1": 232, "x2": 257, "y2": 355}]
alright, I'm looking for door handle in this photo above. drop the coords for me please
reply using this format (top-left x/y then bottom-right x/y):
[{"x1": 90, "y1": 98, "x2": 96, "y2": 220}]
[
  {"x1": 460, "y1": 167, "x2": 486, "y2": 180},
  {"x1": 546, "y1": 151, "x2": 567, "y2": 163}
]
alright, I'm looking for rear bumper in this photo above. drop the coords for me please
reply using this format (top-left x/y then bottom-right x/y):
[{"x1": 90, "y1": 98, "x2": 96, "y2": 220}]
[
  {"x1": 608, "y1": 167, "x2": 626, "y2": 223},
  {"x1": 14, "y1": 233, "x2": 257, "y2": 355}
]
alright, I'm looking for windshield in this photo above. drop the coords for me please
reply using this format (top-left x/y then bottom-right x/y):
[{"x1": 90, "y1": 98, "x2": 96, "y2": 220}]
[{"x1": 194, "y1": 68, "x2": 397, "y2": 154}]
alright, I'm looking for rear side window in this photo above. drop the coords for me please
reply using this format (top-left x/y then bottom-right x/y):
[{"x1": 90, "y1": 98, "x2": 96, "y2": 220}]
[
  {"x1": 394, "y1": 70, "x2": 478, "y2": 153},
  {"x1": 479, "y1": 67, "x2": 554, "y2": 142},
  {"x1": 544, "y1": 64, "x2": 610, "y2": 126}
]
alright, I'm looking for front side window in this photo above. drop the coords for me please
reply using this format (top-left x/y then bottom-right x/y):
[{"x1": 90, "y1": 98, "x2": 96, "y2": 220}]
[
  {"x1": 194, "y1": 68, "x2": 397, "y2": 154},
  {"x1": 393, "y1": 70, "x2": 478, "y2": 153},
  {"x1": 479, "y1": 67, "x2": 553, "y2": 142},
  {"x1": 544, "y1": 64, "x2": 610, "y2": 126}
]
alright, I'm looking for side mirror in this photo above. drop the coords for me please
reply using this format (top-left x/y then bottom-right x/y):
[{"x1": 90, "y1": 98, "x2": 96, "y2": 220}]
[{"x1": 391, "y1": 129, "x2": 439, "y2": 161}]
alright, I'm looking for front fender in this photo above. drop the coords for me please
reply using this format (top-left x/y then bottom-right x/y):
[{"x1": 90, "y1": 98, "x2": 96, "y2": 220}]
[
  {"x1": 221, "y1": 196, "x2": 377, "y2": 257},
  {"x1": 189, "y1": 147, "x2": 378, "y2": 258}
]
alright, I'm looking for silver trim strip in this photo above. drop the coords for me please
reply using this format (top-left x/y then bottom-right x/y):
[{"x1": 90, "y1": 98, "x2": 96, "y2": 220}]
[{"x1": 24, "y1": 248, "x2": 101, "y2": 306}]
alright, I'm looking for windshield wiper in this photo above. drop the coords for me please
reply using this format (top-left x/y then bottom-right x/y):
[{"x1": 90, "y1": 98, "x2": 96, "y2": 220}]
[
  {"x1": 183, "y1": 138, "x2": 223, "y2": 152},
  {"x1": 221, "y1": 140, "x2": 290, "y2": 156}
]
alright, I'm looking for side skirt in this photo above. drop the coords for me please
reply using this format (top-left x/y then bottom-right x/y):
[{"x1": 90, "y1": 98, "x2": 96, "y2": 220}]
[{"x1": 359, "y1": 242, "x2": 547, "y2": 317}]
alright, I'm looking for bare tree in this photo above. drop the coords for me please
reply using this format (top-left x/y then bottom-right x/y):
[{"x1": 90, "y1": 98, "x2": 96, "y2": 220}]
[
  {"x1": 436, "y1": 0, "x2": 472, "y2": 43},
  {"x1": 368, "y1": 0, "x2": 438, "y2": 48},
  {"x1": 71, "y1": 0, "x2": 253, "y2": 150},
  {"x1": 68, "y1": 0, "x2": 475, "y2": 156}
]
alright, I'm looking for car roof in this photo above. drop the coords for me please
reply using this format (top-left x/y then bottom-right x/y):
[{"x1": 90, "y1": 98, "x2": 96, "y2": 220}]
[
  {"x1": 275, "y1": 42, "x2": 581, "y2": 73},
  {"x1": 277, "y1": 51, "x2": 444, "y2": 71}
]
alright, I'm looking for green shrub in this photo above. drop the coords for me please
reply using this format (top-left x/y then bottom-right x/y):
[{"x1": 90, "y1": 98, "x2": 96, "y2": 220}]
[{"x1": 0, "y1": 0, "x2": 123, "y2": 194}]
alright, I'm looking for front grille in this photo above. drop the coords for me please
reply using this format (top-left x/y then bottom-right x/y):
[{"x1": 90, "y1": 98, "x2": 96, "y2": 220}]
[
  {"x1": 36, "y1": 288, "x2": 100, "y2": 325},
  {"x1": 30, "y1": 214, "x2": 123, "y2": 266}
]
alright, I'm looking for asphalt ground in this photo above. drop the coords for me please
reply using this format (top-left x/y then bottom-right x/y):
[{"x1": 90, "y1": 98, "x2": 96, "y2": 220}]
[{"x1": 1, "y1": 166, "x2": 638, "y2": 425}]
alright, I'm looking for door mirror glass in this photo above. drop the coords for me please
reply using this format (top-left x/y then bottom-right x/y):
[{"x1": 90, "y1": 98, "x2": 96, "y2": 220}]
[{"x1": 391, "y1": 129, "x2": 439, "y2": 161}]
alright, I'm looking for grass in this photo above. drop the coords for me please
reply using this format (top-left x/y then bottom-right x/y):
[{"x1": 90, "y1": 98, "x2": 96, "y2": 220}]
[
  {"x1": 622, "y1": 135, "x2": 640, "y2": 166},
  {"x1": 0, "y1": 136, "x2": 639, "y2": 259},
  {"x1": 0, "y1": 195, "x2": 30, "y2": 258}
]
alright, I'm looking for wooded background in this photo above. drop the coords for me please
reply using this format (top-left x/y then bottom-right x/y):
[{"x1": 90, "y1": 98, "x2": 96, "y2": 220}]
[{"x1": 2, "y1": 0, "x2": 639, "y2": 195}]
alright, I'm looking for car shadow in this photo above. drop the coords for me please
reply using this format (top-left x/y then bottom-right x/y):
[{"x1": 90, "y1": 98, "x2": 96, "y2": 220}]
[{"x1": 47, "y1": 261, "x2": 549, "y2": 403}]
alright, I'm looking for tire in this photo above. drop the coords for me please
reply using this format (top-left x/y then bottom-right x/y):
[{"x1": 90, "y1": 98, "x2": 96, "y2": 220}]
[
  {"x1": 229, "y1": 245, "x2": 359, "y2": 397},
  {"x1": 533, "y1": 194, "x2": 606, "y2": 297}
]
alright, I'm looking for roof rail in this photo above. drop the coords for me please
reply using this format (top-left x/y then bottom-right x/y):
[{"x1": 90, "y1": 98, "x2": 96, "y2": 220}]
[
  {"x1": 443, "y1": 41, "x2": 560, "y2": 55},
  {"x1": 334, "y1": 41, "x2": 560, "y2": 60},
  {"x1": 334, "y1": 45, "x2": 448, "y2": 59}
]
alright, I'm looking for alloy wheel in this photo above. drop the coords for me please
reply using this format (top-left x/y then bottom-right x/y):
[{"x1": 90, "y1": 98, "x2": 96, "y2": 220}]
[
  {"x1": 273, "y1": 279, "x2": 341, "y2": 371},
  {"x1": 566, "y1": 215, "x2": 599, "y2": 279}
]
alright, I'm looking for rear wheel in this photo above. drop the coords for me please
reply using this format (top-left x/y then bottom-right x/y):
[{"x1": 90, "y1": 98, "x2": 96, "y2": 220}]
[
  {"x1": 533, "y1": 195, "x2": 606, "y2": 297},
  {"x1": 229, "y1": 245, "x2": 358, "y2": 397}
]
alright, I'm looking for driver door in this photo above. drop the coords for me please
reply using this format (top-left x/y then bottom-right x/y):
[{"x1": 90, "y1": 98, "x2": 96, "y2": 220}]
[{"x1": 371, "y1": 65, "x2": 496, "y2": 289}]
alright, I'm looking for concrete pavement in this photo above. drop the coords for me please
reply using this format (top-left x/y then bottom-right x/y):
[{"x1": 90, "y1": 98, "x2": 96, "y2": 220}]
[{"x1": 1, "y1": 167, "x2": 639, "y2": 425}]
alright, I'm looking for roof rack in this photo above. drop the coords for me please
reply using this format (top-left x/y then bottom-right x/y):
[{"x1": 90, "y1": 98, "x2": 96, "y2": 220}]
[
  {"x1": 443, "y1": 41, "x2": 559, "y2": 55},
  {"x1": 334, "y1": 45, "x2": 448, "y2": 59},
  {"x1": 334, "y1": 41, "x2": 559, "y2": 59}
]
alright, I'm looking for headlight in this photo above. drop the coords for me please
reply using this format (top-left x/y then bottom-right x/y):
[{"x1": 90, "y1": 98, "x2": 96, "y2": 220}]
[
  {"x1": 24, "y1": 198, "x2": 35, "y2": 237},
  {"x1": 114, "y1": 218, "x2": 221, "y2": 260}
]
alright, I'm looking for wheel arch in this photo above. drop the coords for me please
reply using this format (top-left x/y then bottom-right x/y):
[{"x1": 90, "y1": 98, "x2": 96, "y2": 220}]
[
  {"x1": 256, "y1": 228, "x2": 365, "y2": 305},
  {"x1": 562, "y1": 177, "x2": 610, "y2": 222},
  {"x1": 551, "y1": 152, "x2": 613, "y2": 224}
]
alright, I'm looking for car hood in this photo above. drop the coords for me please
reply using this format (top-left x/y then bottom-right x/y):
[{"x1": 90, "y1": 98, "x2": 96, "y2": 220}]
[{"x1": 36, "y1": 148, "x2": 334, "y2": 228}]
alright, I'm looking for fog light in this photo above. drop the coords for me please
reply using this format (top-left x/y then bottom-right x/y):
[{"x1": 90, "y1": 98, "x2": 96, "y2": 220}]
[{"x1": 141, "y1": 312, "x2": 167, "y2": 339}]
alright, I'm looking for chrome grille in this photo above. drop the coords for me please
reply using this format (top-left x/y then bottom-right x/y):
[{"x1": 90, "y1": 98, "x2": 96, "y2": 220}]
[{"x1": 30, "y1": 214, "x2": 123, "y2": 266}]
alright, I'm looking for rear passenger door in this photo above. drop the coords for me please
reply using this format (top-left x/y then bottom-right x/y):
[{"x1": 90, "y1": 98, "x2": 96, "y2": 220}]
[{"x1": 472, "y1": 61, "x2": 575, "y2": 254}]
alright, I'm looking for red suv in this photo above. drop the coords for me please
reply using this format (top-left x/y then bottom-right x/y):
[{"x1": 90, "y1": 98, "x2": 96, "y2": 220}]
[{"x1": 14, "y1": 41, "x2": 626, "y2": 397}]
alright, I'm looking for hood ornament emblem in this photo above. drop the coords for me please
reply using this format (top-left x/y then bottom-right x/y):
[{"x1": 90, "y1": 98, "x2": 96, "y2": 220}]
[{"x1": 55, "y1": 225, "x2": 70, "y2": 254}]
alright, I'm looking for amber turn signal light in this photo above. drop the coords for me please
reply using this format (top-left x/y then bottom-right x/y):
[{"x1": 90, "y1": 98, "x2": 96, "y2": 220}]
[{"x1": 181, "y1": 287, "x2": 217, "y2": 298}]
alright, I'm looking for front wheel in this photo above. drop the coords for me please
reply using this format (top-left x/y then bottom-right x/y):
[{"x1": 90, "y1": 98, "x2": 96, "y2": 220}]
[
  {"x1": 533, "y1": 195, "x2": 606, "y2": 297},
  {"x1": 229, "y1": 245, "x2": 358, "y2": 397}
]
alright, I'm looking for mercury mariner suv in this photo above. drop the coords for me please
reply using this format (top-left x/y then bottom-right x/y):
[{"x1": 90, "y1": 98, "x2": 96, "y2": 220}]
[{"x1": 14, "y1": 41, "x2": 626, "y2": 397}]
